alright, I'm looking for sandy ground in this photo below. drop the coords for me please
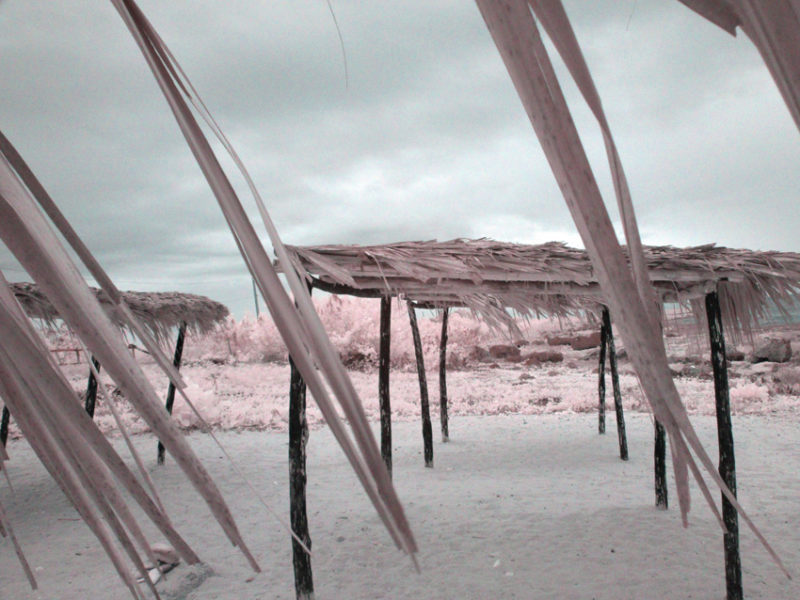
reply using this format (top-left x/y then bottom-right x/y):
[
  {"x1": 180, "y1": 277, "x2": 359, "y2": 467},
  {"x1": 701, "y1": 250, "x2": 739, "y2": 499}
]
[{"x1": 2, "y1": 412, "x2": 800, "y2": 599}]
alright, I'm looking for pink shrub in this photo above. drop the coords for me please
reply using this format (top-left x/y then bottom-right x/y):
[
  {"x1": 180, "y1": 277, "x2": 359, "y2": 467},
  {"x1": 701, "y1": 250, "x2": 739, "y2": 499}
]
[
  {"x1": 183, "y1": 296, "x2": 581, "y2": 371},
  {"x1": 730, "y1": 383, "x2": 769, "y2": 414},
  {"x1": 25, "y1": 304, "x2": 797, "y2": 438},
  {"x1": 773, "y1": 366, "x2": 800, "y2": 394}
]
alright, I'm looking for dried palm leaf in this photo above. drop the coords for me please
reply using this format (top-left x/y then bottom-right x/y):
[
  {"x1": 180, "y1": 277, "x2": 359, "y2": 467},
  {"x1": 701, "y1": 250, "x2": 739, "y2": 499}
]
[
  {"x1": 108, "y1": 0, "x2": 416, "y2": 559},
  {"x1": 0, "y1": 147, "x2": 258, "y2": 594},
  {"x1": 0, "y1": 496, "x2": 36, "y2": 590},
  {"x1": 679, "y1": 1, "x2": 800, "y2": 129},
  {"x1": 0, "y1": 273, "x2": 161, "y2": 599},
  {"x1": 474, "y1": 0, "x2": 788, "y2": 576}
]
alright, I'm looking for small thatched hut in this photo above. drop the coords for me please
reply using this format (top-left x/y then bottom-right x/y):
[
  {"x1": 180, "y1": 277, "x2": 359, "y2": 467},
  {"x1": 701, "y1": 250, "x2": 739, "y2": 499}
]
[
  {"x1": 1, "y1": 283, "x2": 229, "y2": 459},
  {"x1": 10, "y1": 282, "x2": 229, "y2": 341}
]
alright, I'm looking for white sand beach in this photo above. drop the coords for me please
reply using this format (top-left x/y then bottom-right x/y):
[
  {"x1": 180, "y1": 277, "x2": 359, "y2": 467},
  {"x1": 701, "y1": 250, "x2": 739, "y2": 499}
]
[{"x1": 2, "y1": 409, "x2": 799, "y2": 599}]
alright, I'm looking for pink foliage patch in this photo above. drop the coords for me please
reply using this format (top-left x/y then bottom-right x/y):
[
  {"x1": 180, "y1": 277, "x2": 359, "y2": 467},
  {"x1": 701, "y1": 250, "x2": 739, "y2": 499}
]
[
  {"x1": 183, "y1": 296, "x2": 576, "y2": 371},
  {"x1": 4, "y1": 297, "x2": 795, "y2": 440}
]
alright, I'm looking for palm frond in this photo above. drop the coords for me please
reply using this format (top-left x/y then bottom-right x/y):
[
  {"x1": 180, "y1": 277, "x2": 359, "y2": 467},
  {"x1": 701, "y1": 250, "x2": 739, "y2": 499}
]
[
  {"x1": 474, "y1": 0, "x2": 788, "y2": 576},
  {"x1": 109, "y1": 0, "x2": 416, "y2": 558}
]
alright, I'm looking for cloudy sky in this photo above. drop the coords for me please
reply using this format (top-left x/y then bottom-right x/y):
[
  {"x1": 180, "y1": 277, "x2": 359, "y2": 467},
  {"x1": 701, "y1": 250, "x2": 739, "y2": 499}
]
[{"x1": 2, "y1": 1, "x2": 799, "y2": 317}]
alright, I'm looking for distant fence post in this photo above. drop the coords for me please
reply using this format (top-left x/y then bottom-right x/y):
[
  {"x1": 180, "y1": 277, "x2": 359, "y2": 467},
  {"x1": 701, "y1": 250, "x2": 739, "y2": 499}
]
[
  {"x1": 157, "y1": 321, "x2": 187, "y2": 465},
  {"x1": 439, "y1": 307, "x2": 450, "y2": 443},
  {"x1": 654, "y1": 420, "x2": 668, "y2": 509},
  {"x1": 407, "y1": 301, "x2": 433, "y2": 468},
  {"x1": 705, "y1": 289, "x2": 742, "y2": 600},
  {"x1": 602, "y1": 307, "x2": 628, "y2": 461},
  {"x1": 379, "y1": 296, "x2": 392, "y2": 476},
  {"x1": 0, "y1": 405, "x2": 9, "y2": 448},
  {"x1": 84, "y1": 356, "x2": 101, "y2": 418},
  {"x1": 598, "y1": 314, "x2": 607, "y2": 434}
]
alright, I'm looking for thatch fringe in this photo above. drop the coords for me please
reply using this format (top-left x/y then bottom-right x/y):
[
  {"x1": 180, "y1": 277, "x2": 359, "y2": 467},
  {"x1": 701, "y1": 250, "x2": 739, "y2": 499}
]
[{"x1": 282, "y1": 239, "x2": 800, "y2": 337}]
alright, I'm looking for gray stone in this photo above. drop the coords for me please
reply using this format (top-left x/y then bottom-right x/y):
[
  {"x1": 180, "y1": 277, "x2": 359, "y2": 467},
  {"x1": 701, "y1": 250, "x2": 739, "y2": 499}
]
[
  {"x1": 752, "y1": 338, "x2": 792, "y2": 363},
  {"x1": 727, "y1": 348, "x2": 745, "y2": 362},
  {"x1": 470, "y1": 345, "x2": 491, "y2": 362},
  {"x1": 571, "y1": 331, "x2": 602, "y2": 350},
  {"x1": 546, "y1": 334, "x2": 572, "y2": 346},
  {"x1": 489, "y1": 344, "x2": 521, "y2": 360},
  {"x1": 523, "y1": 350, "x2": 563, "y2": 365}
]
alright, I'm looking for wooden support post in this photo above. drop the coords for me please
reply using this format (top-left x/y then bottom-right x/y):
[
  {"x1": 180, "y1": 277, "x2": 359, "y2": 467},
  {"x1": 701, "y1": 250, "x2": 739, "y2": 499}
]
[
  {"x1": 439, "y1": 307, "x2": 450, "y2": 443},
  {"x1": 379, "y1": 296, "x2": 392, "y2": 477},
  {"x1": 603, "y1": 308, "x2": 628, "y2": 461},
  {"x1": 598, "y1": 317, "x2": 607, "y2": 434},
  {"x1": 0, "y1": 405, "x2": 9, "y2": 447},
  {"x1": 157, "y1": 321, "x2": 187, "y2": 465},
  {"x1": 289, "y1": 356, "x2": 313, "y2": 599},
  {"x1": 84, "y1": 356, "x2": 101, "y2": 418},
  {"x1": 407, "y1": 301, "x2": 434, "y2": 468},
  {"x1": 706, "y1": 290, "x2": 742, "y2": 600},
  {"x1": 654, "y1": 420, "x2": 668, "y2": 509}
]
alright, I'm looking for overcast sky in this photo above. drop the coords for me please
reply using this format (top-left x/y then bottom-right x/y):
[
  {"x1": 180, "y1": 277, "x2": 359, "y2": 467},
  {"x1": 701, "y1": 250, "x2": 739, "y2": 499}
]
[{"x1": 2, "y1": 1, "x2": 799, "y2": 318}]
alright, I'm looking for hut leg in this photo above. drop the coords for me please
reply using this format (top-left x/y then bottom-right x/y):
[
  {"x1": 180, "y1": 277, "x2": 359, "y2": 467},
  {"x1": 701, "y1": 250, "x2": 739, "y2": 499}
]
[
  {"x1": 598, "y1": 317, "x2": 607, "y2": 435},
  {"x1": 289, "y1": 357, "x2": 313, "y2": 599},
  {"x1": 0, "y1": 405, "x2": 9, "y2": 447},
  {"x1": 706, "y1": 290, "x2": 742, "y2": 600},
  {"x1": 603, "y1": 308, "x2": 628, "y2": 461},
  {"x1": 157, "y1": 321, "x2": 187, "y2": 465},
  {"x1": 654, "y1": 420, "x2": 668, "y2": 509},
  {"x1": 407, "y1": 301, "x2": 433, "y2": 468},
  {"x1": 439, "y1": 307, "x2": 450, "y2": 443},
  {"x1": 379, "y1": 296, "x2": 392, "y2": 477},
  {"x1": 84, "y1": 356, "x2": 101, "y2": 418}
]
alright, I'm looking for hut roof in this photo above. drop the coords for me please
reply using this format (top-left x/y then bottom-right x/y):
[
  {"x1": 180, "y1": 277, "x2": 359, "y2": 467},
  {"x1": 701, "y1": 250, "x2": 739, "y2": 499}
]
[
  {"x1": 281, "y1": 239, "x2": 800, "y2": 332},
  {"x1": 11, "y1": 282, "x2": 229, "y2": 339}
]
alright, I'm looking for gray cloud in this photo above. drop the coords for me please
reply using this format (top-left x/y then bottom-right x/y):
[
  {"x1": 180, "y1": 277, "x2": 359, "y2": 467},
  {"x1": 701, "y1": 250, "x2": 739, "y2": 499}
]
[{"x1": 2, "y1": 0, "x2": 799, "y2": 317}]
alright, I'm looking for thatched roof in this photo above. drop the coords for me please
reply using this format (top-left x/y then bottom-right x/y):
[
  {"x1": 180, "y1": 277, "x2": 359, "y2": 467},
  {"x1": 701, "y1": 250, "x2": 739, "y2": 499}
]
[
  {"x1": 281, "y1": 239, "x2": 800, "y2": 333},
  {"x1": 11, "y1": 282, "x2": 229, "y2": 339}
]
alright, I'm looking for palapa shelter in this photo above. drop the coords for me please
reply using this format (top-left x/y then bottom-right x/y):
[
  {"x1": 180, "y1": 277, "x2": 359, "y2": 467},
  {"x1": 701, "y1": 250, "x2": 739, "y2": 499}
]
[
  {"x1": 279, "y1": 237, "x2": 800, "y2": 453},
  {"x1": 277, "y1": 238, "x2": 800, "y2": 594},
  {"x1": 1, "y1": 283, "x2": 230, "y2": 463},
  {"x1": 282, "y1": 238, "x2": 800, "y2": 461},
  {"x1": 10, "y1": 282, "x2": 229, "y2": 340}
]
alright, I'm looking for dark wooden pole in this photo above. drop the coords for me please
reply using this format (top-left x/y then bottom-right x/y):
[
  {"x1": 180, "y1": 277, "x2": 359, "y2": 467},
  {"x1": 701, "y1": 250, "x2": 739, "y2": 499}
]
[
  {"x1": 439, "y1": 307, "x2": 450, "y2": 443},
  {"x1": 602, "y1": 308, "x2": 628, "y2": 461},
  {"x1": 289, "y1": 356, "x2": 313, "y2": 599},
  {"x1": 597, "y1": 317, "x2": 607, "y2": 434},
  {"x1": 288, "y1": 280, "x2": 313, "y2": 599},
  {"x1": 84, "y1": 356, "x2": 101, "y2": 418},
  {"x1": 706, "y1": 290, "x2": 742, "y2": 600},
  {"x1": 0, "y1": 405, "x2": 9, "y2": 447},
  {"x1": 157, "y1": 321, "x2": 187, "y2": 465},
  {"x1": 654, "y1": 420, "x2": 668, "y2": 509},
  {"x1": 379, "y1": 296, "x2": 392, "y2": 476},
  {"x1": 252, "y1": 277, "x2": 261, "y2": 317},
  {"x1": 407, "y1": 301, "x2": 433, "y2": 468}
]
